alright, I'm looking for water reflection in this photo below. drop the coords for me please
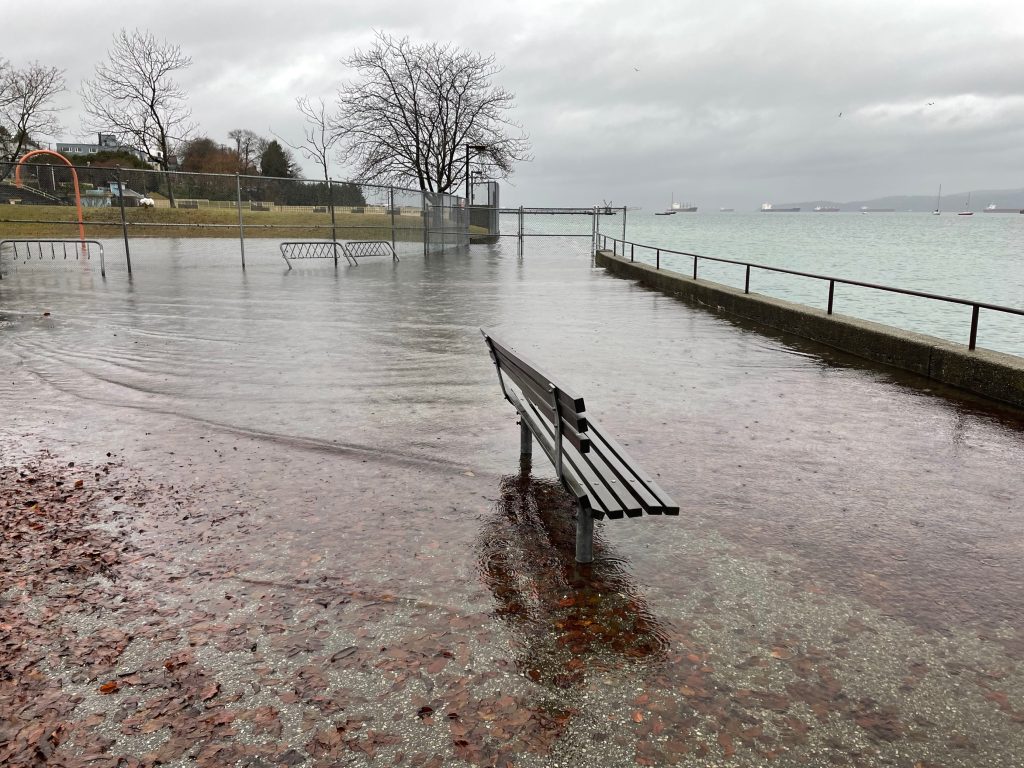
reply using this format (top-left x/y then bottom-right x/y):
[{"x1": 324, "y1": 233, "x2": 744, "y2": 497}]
[{"x1": 477, "y1": 461, "x2": 669, "y2": 688}]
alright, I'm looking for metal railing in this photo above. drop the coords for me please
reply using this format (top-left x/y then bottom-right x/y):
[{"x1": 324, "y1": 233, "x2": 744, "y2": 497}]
[
  {"x1": 0, "y1": 238, "x2": 105, "y2": 278},
  {"x1": 601, "y1": 235, "x2": 1024, "y2": 351}
]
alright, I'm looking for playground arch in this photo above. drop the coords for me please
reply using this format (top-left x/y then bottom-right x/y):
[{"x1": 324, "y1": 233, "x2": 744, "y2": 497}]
[{"x1": 15, "y1": 149, "x2": 86, "y2": 242}]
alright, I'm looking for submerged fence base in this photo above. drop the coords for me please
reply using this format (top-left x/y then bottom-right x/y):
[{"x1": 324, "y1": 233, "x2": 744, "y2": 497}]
[{"x1": 596, "y1": 250, "x2": 1024, "y2": 409}]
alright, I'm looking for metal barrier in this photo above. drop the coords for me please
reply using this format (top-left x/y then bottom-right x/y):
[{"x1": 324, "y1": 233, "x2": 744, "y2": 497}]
[
  {"x1": 280, "y1": 241, "x2": 349, "y2": 267},
  {"x1": 601, "y1": 235, "x2": 1024, "y2": 351},
  {"x1": 344, "y1": 240, "x2": 398, "y2": 262},
  {"x1": 279, "y1": 240, "x2": 399, "y2": 269},
  {"x1": 0, "y1": 239, "x2": 106, "y2": 279}
]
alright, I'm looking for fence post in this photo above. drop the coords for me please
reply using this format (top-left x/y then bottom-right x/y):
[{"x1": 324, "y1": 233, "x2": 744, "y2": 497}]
[
  {"x1": 518, "y1": 205, "x2": 524, "y2": 256},
  {"x1": 621, "y1": 206, "x2": 626, "y2": 241},
  {"x1": 115, "y1": 167, "x2": 132, "y2": 276},
  {"x1": 692, "y1": 255, "x2": 697, "y2": 280},
  {"x1": 236, "y1": 174, "x2": 246, "y2": 270},
  {"x1": 656, "y1": 248, "x2": 659, "y2": 269},
  {"x1": 422, "y1": 192, "x2": 428, "y2": 257},
  {"x1": 745, "y1": 265, "x2": 751, "y2": 294},
  {"x1": 328, "y1": 178, "x2": 337, "y2": 244},
  {"x1": 969, "y1": 305, "x2": 980, "y2": 350},
  {"x1": 827, "y1": 280, "x2": 835, "y2": 314},
  {"x1": 390, "y1": 187, "x2": 397, "y2": 254}
]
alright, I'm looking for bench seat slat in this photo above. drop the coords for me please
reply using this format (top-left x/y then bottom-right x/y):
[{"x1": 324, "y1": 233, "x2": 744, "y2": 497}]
[
  {"x1": 584, "y1": 422, "x2": 678, "y2": 515},
  {"x1": 513, "y1": 393, "x2": 625, "y2": 519}
]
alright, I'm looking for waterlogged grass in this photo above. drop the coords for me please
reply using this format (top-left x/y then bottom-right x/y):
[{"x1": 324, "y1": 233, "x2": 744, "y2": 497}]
[{"x1": 0, "y1": 204, "x2": 439, "y2": 241}]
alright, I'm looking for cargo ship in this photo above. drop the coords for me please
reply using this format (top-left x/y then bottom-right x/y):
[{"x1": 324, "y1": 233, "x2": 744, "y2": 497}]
[{"x1": 761, "y1": 203, "x2": 800, "y2": 212}]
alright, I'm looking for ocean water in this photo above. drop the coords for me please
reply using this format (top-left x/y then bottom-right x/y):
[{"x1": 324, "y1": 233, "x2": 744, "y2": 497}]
[{"x1": 587, "y1": 210, "x2": 1024, "y2": 357}]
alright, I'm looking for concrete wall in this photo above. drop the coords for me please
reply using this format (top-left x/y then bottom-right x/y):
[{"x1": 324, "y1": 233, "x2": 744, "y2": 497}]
[{"x1": 595, "y1": 250, "x2": 1024, "y2": 409}]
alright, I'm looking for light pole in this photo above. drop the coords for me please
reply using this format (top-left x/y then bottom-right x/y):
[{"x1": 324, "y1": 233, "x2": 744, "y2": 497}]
[{"x1": 465, "y1": 144, "x2": 488, "y2": 204}]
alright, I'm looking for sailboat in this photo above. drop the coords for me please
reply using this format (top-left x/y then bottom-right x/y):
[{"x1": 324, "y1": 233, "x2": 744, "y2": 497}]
[
  {"x1": 655, "y1": 193, "x2": 678, "y2": 215},
  {"x1": 932, "y1": 184, "x2": 941, "y2": 215},
  {"x1": 958, "y1": 192, "x2": 973, "y2": 216}
]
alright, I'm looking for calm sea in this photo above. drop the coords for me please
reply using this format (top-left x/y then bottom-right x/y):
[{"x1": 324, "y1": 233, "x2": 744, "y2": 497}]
[{"x1": 584, "y1": 210, "x2": 1024, "y2": 357}]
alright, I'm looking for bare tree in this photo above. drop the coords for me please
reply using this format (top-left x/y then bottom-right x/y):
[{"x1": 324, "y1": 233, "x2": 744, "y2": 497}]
[
  {"x1": 228, "y1": 128, "x2": 268, "y2": 176},
  {"x1": 276, "y1": 96, "x2": 343, "y2": 185},
  {"x1": 80, "y1": 29, "x2": 195, "y2": 205},
  {"x1": 335, "y1": 32, "x2": 531, "y2": 195},
  {"x1": 0, "y1": 60, "x2": 65, "y2": 180}
]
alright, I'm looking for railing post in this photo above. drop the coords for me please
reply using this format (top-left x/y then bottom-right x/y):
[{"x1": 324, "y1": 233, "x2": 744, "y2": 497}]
[
  {"x1": 518, "y1": 205, "x2": 524, "y2": 256},
  {"x1": 969, "y1": 305, "x2": 980, "y2": 350},
  {"x1": 236, "y1": 173, "x2": 245, "y2": 270},
  {"x1": 692, "y1": 255, "x2": 697, "y2": 280},
  {"x1": 621, "y1": 205, "x2": 626, "y2": 242},
  {"x1": 827, "y1": 280, "x2": 835, "y2": 314},
  {"x1": 656, "y1": 248, "x2": 660, "y2": 269},
  {"x1": 744, "y1": 265, "x2": 750, "y2": 294},
  {"x1": 630, "y1": 242, "x2": 634, "y2": 262},
  {"x1": 115, "y1": 167, "x2": 132, "y2": 276}
]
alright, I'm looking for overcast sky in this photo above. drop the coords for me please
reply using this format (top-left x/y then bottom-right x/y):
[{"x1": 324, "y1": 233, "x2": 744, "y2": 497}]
[{"x1": 6, "y1": 0, "x2": 1024, "y2": 210}]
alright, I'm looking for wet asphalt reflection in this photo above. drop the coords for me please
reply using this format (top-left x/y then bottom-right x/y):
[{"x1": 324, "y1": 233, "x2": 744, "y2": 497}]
[{"x1": 2, "y1": 238, "x2": 1024, "y2": 764}]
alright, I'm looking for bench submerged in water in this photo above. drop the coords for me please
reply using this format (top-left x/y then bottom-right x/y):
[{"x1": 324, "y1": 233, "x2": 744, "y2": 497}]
[{"x1": 481, "y1": 329, "x2": 678, "y2": 563}]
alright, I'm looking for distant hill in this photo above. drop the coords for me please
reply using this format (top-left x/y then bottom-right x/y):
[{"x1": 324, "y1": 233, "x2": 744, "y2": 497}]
[{"x1": 781, "y1": 188, "x2": 1024, "y2": 213}]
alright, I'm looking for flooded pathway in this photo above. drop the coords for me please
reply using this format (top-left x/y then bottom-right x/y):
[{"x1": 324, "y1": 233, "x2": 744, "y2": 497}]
[{"x1": 2, "y1": 240, "x2": 1023, "y2": 766}]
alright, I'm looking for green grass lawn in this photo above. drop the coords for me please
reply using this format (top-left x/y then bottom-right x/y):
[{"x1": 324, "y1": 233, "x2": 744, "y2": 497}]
[{"x1": 0, "y1": 205, "x2": 453, "y2": 241}]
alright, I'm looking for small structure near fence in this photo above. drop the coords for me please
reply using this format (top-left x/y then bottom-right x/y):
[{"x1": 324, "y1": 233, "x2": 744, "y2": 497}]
[
  {"x1": 0, "y1": 239, "x2": 105, "y2": 279},
  {"x1": 280, "y1": 240, "x2": 398, "y2": 269}
]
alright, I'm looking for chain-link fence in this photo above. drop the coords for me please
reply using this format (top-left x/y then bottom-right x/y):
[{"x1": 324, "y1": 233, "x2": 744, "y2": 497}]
[{"x1": 0, "y1": 161, "x2": 467, "y2": 275}]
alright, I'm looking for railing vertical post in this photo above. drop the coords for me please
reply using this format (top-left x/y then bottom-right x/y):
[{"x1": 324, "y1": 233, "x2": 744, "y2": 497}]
[
  {"x1": 692, "y1": 255, "x2": 697, "y2": 280},
  {"x1": 969, "y1": 305, "x2": 980, "y2": 350},
  {"x1": 656, "y1": 248, "x2": 660, "y2": 269},
  {"x1": 115, "y1": 167, "x2": 132, "y2": 276},
  {"x1": 621, "y1": 206, "x2": 626, "y2": 242},
  {"x1": 236, "y1": 173, "x2": 245, "y2": 270},
  {"x1": 744, "y1": 265, "x2": 750, "y2": 294},
  {"x1": 827, "y1": 280, "x2": 835, "y2": 314},
  {"x1": 630, "y1": 242, "x2": 634, "y2": 262}
]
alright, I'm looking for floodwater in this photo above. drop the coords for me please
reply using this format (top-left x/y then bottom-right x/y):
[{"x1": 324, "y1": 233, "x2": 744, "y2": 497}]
[{"x1": 2, "y1": 237, "x2": 1024, "y2": 765}]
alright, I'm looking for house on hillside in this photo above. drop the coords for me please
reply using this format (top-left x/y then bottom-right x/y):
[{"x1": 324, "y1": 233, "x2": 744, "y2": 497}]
[{"x1": 55, "y1": 134, "x2": 148, "y2": 163}]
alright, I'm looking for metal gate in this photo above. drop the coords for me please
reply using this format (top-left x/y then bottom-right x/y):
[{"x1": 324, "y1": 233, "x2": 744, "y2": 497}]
[{"x1": 492, "y1": 206, "x2": 626, "y2": 256}]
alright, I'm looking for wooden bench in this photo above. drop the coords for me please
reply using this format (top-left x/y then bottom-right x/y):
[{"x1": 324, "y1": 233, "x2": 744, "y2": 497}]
[{"x1": 481, "y1": 330, "x2": 678, "y2": 563}]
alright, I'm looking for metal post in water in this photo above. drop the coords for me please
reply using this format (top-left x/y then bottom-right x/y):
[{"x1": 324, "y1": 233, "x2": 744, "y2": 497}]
[
  {"x1": 520, "y1": 420, "x2": 533, "y2": 456},
  {"x1": 518, "y1": 205, "x2": 524, "y2": 256},
  {"x1": 115, "y1": 167, "x2": 132, "y2": 276},
  {"x1": 575, "y1": 504, "x2": 594, "y2": 564},
  {"x1": 328, "y1": 178, "x2": 338, "y2": 244},
  {"x1": 390, "y1": 187, "x2": 397, "y2": 255},
  {"x1": 236, "y1": 173, "x2": 246, "y2": 270}
]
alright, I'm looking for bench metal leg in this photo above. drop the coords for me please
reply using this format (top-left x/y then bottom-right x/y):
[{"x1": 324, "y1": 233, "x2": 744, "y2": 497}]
[
  {"x1": 575, "y1": 503, "x2": 593, "y2": 564},
  {"x1": 519, "y1": 419, "x2": 532, "y2": 456}
]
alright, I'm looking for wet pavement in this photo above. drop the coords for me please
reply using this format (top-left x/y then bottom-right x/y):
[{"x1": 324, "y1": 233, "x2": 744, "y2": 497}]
[{"x1": 2, "y1": 238, "x2": 1024, "y2": 766}]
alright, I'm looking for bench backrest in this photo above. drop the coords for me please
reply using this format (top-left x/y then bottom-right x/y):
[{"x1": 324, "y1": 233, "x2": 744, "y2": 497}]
[{"x1": 481, "y1": 330, "x2": 590, "y2": 456}]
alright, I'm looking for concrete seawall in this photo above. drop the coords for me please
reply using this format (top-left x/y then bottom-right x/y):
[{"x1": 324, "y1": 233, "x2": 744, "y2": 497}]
[{"x1": 595, "y1": 250, "x2": 1024, "y2": 409}]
